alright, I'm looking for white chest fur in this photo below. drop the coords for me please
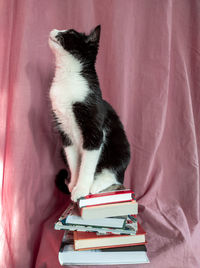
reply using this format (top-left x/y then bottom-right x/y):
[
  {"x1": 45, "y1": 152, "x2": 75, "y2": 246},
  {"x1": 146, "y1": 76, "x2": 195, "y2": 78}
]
[{"x1": 50, "y1": 71, "x2": 89, "y2": 146}]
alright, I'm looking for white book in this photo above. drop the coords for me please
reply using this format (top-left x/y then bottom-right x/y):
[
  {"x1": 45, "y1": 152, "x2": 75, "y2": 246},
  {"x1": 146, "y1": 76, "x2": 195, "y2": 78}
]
[{"x1": 78, "y1": 189, "x2": 134, "y2": 208}]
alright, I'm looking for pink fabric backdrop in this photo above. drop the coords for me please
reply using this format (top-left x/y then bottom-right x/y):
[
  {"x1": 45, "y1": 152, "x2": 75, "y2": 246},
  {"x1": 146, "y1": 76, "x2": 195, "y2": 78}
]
[{"x1": 1, "y1": 0, "x2": 200, "y2": 267}]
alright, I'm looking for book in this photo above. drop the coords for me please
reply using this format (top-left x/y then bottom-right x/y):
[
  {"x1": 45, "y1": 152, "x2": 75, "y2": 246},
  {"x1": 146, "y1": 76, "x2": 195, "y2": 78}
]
[
  {"x1": 78, "y1": 189, "x2": 134, "y2": 208},
  {"x1": 59, "y1": 231, "x2": 150, "y2": 265},
  {"x1": 55, "y1": 212, "x2": 138, "y2": 235},
  {"x1": 80, "y1": 200, "x2": 138, "y2": 220},
  {"x1": 73, "y1": 222, "x2": 146, "y2": 251},
  {"x1": 54, "y1": 203, "x2": 129, "y2": 229}
]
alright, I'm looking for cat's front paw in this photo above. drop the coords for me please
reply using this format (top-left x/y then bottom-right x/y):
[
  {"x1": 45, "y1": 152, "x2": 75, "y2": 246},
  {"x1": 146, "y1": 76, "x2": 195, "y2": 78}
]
[{"x1": 71, "y1": 184, "x2": 90, "y2": 202}]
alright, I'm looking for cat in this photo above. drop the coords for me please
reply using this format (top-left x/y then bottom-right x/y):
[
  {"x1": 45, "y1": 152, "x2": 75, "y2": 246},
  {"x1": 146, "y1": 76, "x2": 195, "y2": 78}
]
[{"x1": 49, "y1": 25, "x2": 130, "y2": 202}]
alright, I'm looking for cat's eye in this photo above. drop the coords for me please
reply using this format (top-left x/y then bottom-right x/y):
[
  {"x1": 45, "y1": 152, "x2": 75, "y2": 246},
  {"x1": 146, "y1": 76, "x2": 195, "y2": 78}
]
[
  {"x1": 68, "y1": 30, "x2": 75, "y2": 34},
  {"x1": 68, "y1": 30, "x2": 78, "y2": 37},
  {"x1": 56, "y1": 35, "x2": 64, "y2": 46}
]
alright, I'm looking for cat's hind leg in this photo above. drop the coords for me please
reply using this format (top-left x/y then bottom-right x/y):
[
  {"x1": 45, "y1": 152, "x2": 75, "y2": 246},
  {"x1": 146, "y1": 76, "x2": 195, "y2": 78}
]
[{"x1": 90, "y1": 169, "x2": 120, "y2": 194}]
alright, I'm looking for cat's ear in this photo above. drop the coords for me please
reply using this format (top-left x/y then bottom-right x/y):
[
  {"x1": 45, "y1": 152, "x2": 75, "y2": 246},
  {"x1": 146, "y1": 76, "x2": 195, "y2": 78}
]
[{"x1": 87, "y1": 25, "x2": 101, "y2": 44}]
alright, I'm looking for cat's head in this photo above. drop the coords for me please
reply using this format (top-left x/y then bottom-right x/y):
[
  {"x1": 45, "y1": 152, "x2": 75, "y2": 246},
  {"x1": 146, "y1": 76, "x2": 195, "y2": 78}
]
[{"x1": 49, "y1": 25, "x2": 101, "y2": 65}]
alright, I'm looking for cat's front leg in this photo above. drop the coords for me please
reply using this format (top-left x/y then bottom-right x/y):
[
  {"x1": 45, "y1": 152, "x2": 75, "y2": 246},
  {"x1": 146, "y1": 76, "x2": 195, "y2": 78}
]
[
  {"x1": 64, "y1": 145, "x2": 80, "y2": 192},
  {"x1": 71, "y1": 147, "x2": 102, "y2": 202}
]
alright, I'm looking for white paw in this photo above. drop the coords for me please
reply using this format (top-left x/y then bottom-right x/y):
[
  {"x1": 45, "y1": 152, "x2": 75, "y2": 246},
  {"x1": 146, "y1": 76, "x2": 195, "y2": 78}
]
[
  {"x1": 90, "y1": 179, "x2": 106, "y2": 194},
  {"x1": 90, "y1": 169, "x2": 119, "y2": 194},
  {"x1": 71, "y1": 184, "x2": 90, "y2": 202}
]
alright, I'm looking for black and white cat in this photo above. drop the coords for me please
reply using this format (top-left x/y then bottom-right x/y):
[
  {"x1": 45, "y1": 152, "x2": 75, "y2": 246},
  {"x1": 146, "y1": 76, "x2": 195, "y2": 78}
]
[{"x1": 49, "y1": 25, "x2": 130, "y2": 202}]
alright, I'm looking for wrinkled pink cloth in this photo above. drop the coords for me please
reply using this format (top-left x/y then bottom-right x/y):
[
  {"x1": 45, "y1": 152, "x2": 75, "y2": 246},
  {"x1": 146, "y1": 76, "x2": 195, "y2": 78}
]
[{"x1": 0, "y1": 0, "x2": 200, "y2": 267}]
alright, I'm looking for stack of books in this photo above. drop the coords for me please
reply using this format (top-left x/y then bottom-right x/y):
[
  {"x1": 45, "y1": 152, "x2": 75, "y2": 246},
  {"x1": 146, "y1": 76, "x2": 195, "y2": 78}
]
[{"x1": 55, "y1": 189, "x2": 150, "y2": 265}]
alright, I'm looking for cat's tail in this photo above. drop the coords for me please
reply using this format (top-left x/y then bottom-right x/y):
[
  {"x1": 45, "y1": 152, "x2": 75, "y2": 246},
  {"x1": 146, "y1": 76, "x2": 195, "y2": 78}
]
[{"x1": 55, "y1": 169, "x2": 70, "y2": 195}]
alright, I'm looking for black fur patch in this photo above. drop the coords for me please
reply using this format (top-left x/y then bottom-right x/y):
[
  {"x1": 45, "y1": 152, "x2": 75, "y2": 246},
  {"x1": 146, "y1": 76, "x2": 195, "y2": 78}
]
[
  {"x1": 52, "y1": 111, "x2": 72, "y2": 146},
  {"x1": 73, "y1": 93, "x2": 104, "y2": 150}
]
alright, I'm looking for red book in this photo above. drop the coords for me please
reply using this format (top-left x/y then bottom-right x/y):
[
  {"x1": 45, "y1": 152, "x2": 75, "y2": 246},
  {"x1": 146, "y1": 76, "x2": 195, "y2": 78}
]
[
  {"x1": 78, "y1": 189, "x2": 134, "y2": 208},
  {"x1": 73, "y1": 222, "x2": 146, "y2": 251}
]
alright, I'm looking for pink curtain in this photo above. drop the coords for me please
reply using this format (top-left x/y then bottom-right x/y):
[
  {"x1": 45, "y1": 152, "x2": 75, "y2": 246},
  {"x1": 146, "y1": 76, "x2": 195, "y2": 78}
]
[{"x1": 1, "y1": 0, "x2": 200, "y2": 267}]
